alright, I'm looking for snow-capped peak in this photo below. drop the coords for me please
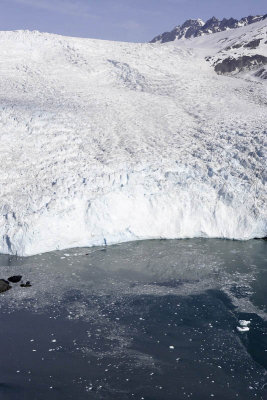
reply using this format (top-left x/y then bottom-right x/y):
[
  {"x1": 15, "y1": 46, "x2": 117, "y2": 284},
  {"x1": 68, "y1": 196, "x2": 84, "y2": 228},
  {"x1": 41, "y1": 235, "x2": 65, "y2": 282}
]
[{"x1": 150, "y1": 14, "x2": 267, "y2": 43}]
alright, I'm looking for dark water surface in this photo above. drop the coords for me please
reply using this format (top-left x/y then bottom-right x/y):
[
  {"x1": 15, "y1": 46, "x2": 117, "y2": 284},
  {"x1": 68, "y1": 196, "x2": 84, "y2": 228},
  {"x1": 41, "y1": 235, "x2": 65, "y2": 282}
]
[{"x1": 0, "y1": 239, "x2": 266, "y2": 400}]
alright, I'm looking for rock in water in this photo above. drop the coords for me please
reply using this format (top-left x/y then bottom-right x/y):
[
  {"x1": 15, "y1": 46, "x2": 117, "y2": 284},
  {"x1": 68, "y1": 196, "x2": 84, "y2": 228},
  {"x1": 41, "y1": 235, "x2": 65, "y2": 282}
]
[
  {"x1": 8, "y1": 275, "x2": 22, "y2": 283},
  {"x1": 0, "y1": 279, "x2": 12, "y2": 293}
]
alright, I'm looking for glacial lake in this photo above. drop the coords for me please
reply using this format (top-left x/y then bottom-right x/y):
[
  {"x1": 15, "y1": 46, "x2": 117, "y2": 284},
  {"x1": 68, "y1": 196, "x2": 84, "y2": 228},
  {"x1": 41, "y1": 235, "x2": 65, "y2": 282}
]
[{"x1": 0, "y1": 238, "x2": 266, "y2": 400}]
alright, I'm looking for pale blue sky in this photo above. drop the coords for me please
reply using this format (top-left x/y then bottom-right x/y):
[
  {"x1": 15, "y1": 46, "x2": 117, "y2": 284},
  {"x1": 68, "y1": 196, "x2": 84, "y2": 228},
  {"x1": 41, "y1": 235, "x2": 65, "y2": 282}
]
[{"x1": 0, "y1": 0, "x2": 266, "y2": 42}]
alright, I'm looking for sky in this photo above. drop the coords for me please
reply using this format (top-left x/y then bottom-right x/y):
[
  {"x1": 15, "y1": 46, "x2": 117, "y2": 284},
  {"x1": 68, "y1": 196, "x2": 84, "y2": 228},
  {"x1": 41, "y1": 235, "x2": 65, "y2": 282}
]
[{"x1": 0, "y1": 0, "x2": 266, "y2": 42}]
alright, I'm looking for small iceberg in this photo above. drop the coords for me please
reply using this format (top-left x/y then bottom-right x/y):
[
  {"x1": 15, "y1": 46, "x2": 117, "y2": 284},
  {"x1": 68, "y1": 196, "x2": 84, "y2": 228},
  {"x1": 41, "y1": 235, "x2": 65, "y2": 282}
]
[{"x1": 237, "y1": 320, "x2": 251, "y2": 332}]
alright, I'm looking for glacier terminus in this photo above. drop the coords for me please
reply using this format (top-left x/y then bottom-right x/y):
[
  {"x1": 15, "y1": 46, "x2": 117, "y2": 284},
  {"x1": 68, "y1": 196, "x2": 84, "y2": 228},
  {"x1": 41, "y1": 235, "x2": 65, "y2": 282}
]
[{"x1": 0, "y1": 19, "x2": 266, "y2": 256}]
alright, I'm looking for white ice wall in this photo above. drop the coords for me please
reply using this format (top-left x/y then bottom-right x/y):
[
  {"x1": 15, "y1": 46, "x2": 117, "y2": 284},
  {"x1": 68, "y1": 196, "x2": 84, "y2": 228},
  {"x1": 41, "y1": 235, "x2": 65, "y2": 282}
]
[{"x1": 0, "y1": 27, "x2": 266, "y2": 255}]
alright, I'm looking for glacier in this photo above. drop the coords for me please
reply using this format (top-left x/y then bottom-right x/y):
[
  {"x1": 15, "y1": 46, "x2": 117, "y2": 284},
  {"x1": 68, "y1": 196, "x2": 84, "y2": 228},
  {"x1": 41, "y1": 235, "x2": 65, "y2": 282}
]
[{"x1": 0, "y1": 22, "x2": 266, "y2": 256}]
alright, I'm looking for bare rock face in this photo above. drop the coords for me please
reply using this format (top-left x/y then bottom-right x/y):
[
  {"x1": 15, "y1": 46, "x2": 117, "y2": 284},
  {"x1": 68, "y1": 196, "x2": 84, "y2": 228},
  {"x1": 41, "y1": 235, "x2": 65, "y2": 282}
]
[
  {"x1": 0, "y1": 279, "x2": 11, "y2": 293},
  {"x1": 254, "y1": 68, "x2": 267, "y2": 79},
  {"x1": 150, "y1": 19, "x2": 204, "y2": 44},
  {"x1": 244, "y1": 39, "x2": 262, "y2": 49},
  {"x1": 214, "y1": 55, "x2": 267, "y2": 75}
]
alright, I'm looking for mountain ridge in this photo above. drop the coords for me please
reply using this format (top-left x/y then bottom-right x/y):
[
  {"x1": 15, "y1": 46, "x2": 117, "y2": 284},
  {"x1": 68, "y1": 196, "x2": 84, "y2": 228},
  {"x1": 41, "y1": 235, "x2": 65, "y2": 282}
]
[{"x1": 150, "y1": 14, "x2": 267, "y2": 43}]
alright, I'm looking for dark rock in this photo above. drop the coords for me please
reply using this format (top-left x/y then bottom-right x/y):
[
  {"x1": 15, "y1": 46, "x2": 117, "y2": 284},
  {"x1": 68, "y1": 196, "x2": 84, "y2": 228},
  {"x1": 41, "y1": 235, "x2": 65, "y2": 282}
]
[
  {"x1": 150, "y1": 19, "x2": 204, "y2": 43},
  {"x1": 254, "y1": 68, "x2": 267, "y2": 79},
  {"x1": 150, "y1": 29, "x2": 179, "y2": 44},
  {"x1": 214, "y1": 55, "x2": 267, "y2": 75},
  {"x1": 8, "y1": 275, "x2": 22, "y2": 283},
  {"x1": 244, "y1": 39, "x2": 261, "y2": 49},
  {"x1": 219, "y1": 18, "x2": 238, "y2": 31},
  {"x1": 240, "y1": 15, "x2": 265, "y2": 25},
  {"x1": 232, "y1": 43, "x2": 243, "y2": 49},
  {"x1": 202, "y1": 16, "x2": 220, "y2": 33},
  {"x1": 0, "y1": 279, "x2": 12, "y2": 293},
  {"x1": 180, "y1": 19, "x2": 205, "y2": 39},
  {"x1": 20, "y1": 281, "x2": 32, "y2": 288}
]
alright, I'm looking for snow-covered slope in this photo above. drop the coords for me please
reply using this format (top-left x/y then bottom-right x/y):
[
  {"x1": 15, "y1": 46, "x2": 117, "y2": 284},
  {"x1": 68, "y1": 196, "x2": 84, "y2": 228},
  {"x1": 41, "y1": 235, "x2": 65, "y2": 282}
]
[
  {"x1": 186, "y1": 18, "x2": 267, "y2": 80},
  {"x1": 152, "y1": 17, "x2": 267, "y2": 80},
  {"x1": 0, "y1": 25, "x2": 266, "y2": 256}
]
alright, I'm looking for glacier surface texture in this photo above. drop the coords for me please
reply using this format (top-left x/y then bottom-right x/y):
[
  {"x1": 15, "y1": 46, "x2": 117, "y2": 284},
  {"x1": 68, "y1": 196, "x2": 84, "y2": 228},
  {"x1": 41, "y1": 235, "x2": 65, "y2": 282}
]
[{"x1": 0, "y1": 22, "x2": 266, "y2": 255}]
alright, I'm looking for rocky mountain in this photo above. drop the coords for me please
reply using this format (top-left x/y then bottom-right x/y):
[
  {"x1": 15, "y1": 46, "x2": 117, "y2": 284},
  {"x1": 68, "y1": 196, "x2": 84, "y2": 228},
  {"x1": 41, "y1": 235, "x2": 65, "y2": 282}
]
[
  {"x1": 151, "y1": 15, "x2": 267, "y2": 80},
  {"x1": 150, "y1": 14, "x2": 267, "y2": 43}
]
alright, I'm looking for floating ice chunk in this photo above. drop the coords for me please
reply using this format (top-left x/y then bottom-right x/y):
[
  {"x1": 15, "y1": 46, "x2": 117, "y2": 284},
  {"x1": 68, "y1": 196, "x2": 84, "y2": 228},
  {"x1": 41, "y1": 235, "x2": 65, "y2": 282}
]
[
  {"x1": 237, "y1": 326, "x2": 250, "y2": 332},
  {"x1": 239, "y1": 320, "x2": 251, "y2": 327}
]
